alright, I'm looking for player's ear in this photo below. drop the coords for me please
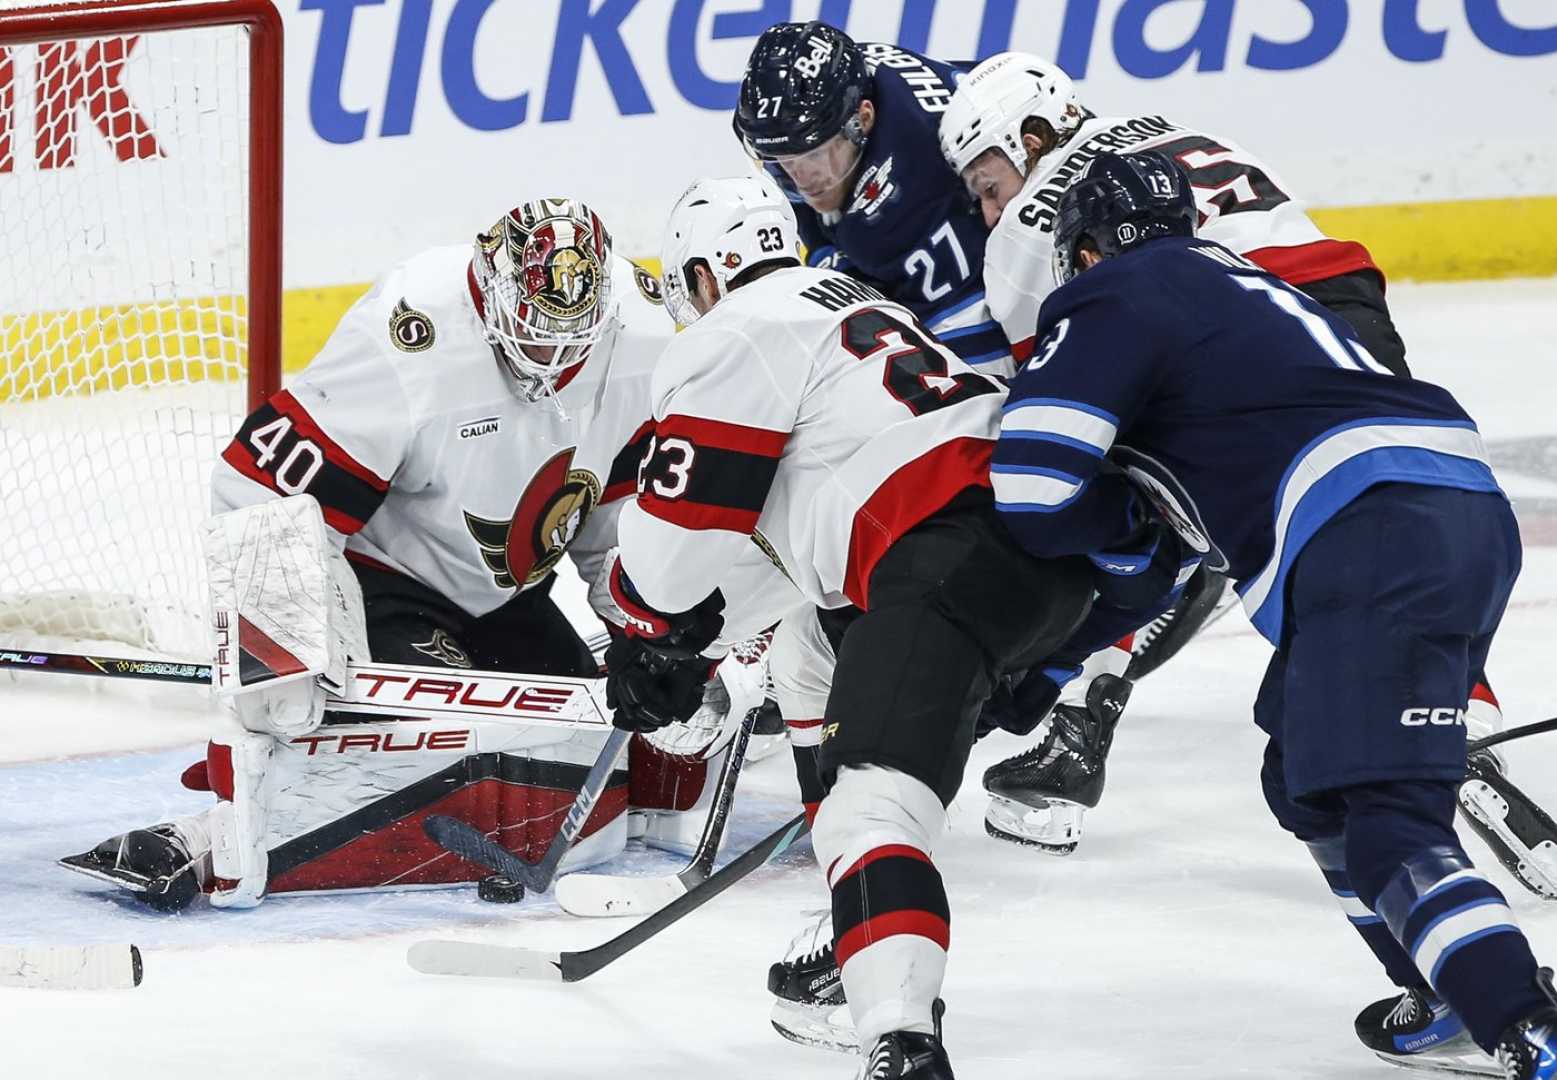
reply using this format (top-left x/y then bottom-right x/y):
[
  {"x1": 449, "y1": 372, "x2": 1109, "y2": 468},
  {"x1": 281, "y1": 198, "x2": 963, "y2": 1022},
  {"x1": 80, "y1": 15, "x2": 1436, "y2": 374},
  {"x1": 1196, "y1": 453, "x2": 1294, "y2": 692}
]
[
  {"x1": 1019, "y1": 117, "x2": 1056, "y2": 169},
  {"x1": 691, "y1": 261, "x2": 720, "y2": 306},
  {"x1": 856, "y1": 99, "x2": 876, "y2": 137}
]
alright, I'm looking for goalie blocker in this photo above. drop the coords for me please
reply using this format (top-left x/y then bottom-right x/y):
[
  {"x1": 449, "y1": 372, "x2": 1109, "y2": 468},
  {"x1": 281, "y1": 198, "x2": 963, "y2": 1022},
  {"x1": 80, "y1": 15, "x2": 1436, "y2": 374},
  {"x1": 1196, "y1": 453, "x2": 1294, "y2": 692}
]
[{"x1": 62, "y1": 498, "x2": 770, "y2": 909}]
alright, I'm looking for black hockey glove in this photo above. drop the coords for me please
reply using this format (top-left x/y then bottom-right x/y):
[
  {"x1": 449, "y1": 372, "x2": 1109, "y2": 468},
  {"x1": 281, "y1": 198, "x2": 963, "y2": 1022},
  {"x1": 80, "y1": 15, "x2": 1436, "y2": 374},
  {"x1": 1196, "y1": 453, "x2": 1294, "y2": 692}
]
[
  {"x1": 604, "y1": 634, "x2": 715, "y2": 733},
  {"x1": 1089, "y1": 518, "x2": 1200, "y2": 612},
  {"x1": 607, "y1": 560, "x2": 725, "y2": 660},
  {"x1": 976, "y1": 665, "x2": 1069, "y2": 740}
]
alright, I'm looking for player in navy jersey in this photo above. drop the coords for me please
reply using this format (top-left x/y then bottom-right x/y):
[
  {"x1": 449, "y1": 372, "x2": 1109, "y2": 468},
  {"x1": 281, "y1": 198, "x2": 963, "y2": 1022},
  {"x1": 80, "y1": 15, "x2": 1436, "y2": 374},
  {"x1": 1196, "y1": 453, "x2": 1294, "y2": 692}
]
[
  {"x1": 995, "y1": 150, "x2": 1556, "y2": 1079},
  {"x1": 733, "y1": 22, "x2": 1009, "y2": 374}
]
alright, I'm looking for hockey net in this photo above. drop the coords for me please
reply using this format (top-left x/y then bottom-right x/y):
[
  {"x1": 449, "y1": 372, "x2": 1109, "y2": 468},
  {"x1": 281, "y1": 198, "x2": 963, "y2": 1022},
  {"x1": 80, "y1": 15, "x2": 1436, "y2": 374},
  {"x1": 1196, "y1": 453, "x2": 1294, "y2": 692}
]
[{"x1": 0, "y1": 0, "x2": 281, "y2": 662}]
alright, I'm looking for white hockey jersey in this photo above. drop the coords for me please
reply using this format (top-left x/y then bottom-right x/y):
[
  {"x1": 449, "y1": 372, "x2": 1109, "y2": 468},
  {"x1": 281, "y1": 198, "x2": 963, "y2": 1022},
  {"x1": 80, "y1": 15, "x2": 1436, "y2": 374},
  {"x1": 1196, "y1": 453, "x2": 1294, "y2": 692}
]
[
  {"x1": 213, "y1": 249, "x2": 672, "y2": 619},
  {"x1": 617, "y1": 266, "x2": 1005, "y2": 618},
  {"x1": 985, "y1": 114, "x2": 1378, "y2": 366}
]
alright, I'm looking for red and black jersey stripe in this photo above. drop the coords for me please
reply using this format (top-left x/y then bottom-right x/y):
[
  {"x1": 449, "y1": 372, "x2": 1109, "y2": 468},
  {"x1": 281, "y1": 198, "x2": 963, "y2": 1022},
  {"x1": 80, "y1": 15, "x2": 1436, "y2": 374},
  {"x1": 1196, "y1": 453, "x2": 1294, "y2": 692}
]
[
  {"x1": 830, "y1": 844, "x2": 950, "y2": 968},
  {"x1": 638, "y1": 414, "x2": 788, "y2": 534},
  {"x1": 221, "y1": 390, "x2": 390, "y2": 534},
  {"x1": 845, "y1": 436, "x2": 993, "y2": 609},
  {"x1": 1247, "y1": 238, "x2": 1380, "y2": 289},
  {"x1": 602, "y1": 419, "x2": 655, "y2": 505}
]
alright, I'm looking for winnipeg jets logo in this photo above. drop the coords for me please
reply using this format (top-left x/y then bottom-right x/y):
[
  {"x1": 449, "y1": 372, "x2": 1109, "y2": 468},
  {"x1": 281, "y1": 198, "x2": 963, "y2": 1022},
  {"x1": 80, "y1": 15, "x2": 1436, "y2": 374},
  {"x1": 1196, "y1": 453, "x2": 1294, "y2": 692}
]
[
  {"x1": 1108, "y1": 445, "x2": 1229, "y2": 572},
  {"x1": 848, "y1": 156, "x2": 897, "y2": 218},
  {"x1": 464, "y1": 448, "x2": 601, "y2": 589}
]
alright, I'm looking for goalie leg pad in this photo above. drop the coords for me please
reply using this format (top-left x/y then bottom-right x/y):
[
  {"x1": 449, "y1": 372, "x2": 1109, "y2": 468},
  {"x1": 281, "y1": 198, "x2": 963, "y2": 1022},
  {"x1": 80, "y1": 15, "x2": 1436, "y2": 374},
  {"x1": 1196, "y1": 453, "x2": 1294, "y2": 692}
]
[
  {"x1": 258, "y1": 718, "x2": 626, "y2": 896},
  {"x1": 207, "y1": 724, "x2": 276, "y2": 909}
]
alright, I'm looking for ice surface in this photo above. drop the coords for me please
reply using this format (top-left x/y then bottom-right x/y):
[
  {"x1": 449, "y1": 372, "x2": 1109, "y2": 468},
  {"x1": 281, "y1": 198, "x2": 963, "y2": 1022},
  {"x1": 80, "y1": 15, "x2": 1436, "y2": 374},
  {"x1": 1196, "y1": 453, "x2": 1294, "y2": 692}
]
[{"x1": 2, "y1": 279, "x2": 1556, "y2": 1078}]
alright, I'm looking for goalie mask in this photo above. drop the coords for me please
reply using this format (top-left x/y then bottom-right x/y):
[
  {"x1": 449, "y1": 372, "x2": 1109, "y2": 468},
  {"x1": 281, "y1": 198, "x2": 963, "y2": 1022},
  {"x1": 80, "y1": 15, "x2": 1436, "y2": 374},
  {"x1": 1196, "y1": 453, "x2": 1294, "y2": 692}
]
[
  {"x1": 472, "y1": 199, "x2": 616, "y2": 403},
  {"x1": 660, "y1": 175, "x2": 800, "y2": 326}
]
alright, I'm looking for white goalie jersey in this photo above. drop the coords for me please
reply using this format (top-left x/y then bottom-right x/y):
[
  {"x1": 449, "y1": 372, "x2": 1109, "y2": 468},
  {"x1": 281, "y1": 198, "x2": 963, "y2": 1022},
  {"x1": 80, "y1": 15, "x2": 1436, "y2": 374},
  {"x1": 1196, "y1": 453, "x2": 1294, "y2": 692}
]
[
  {"x1": 986, "y1": 114, "x2": 1379, "y2": 365},
  {"x1": 617, "y1": 266, "x2": 1004, "y2": 619},
  {"x1": 212, "y1": 249, "x2": 672, "y2": 619}
]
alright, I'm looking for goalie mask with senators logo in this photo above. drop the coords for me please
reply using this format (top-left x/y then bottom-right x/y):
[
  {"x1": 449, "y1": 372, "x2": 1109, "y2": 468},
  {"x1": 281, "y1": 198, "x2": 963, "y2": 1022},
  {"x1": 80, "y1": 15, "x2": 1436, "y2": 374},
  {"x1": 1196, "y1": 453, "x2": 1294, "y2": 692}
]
[{"x1": 472, "y1": 198, "x2": 617, "y2": 403}]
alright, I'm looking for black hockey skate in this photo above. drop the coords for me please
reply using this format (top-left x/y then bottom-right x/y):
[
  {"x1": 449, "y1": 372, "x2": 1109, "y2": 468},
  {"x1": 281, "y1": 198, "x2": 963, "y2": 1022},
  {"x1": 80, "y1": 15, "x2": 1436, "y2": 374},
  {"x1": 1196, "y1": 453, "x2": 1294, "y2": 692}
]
[
  {"x1": 1356, "y1": 986, "x2": 1481, "y2": 1072},
  {"x1": 983, "y1": 674, "x2": 1131, "y2": 854},
  {"x1": 1493, "y1": 969, "x2": 1557, "y2": 1080},
  {"x1": 1125, "y1": 564, "x2": 1235, "y2": 680},
  {"x1": 59, "y1": 824, "x2": 203, "y2": 912},
  {"x1": 857, "y1": 1002, "x2": 953, "y2": 1079},
  {"x1": 769, "y1": 912, "x2": 854, "y2": 1052},
  {"x1": 1458, "y1": 749, "x2": 1557, "y2": 900}
]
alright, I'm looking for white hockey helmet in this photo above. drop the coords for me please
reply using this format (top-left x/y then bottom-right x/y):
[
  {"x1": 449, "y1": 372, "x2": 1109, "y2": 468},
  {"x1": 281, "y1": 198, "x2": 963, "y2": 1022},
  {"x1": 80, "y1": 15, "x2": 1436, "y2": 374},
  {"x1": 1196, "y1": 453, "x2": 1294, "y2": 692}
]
[
  {"x1": 939, "y1": 52, "x2": 1082, "y2": 178},
  {"x1": 471, "y1": 198, "x2": 617, "y2": 402},
  {"x1": 660, "y1": 175, "x2": 801, "y2": 326}
]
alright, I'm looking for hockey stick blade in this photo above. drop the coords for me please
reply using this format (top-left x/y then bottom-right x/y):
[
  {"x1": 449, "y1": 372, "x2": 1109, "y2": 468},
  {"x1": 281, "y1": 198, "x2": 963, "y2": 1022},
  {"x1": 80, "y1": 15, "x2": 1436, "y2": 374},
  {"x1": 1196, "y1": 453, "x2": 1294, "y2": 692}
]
[
  {"x1": 556, "y1": 711, "x2": 758, "y2": 918},
  {"x1": 555, "y1": 872, "x2": 689, "y2": 918},
  {"x1": 422, "y1": 814, "x2": 532, "y2": 880},
  {"x1": 409, "y1": 812, "x2": 809, "y2": 983},
  {"x1": 407, "y1": 940, "x2": 563, "y2": 982},
  {"x1": 0, "y1": 944, "x2": 143, "y2": 990},
  {"x1": 421, "y1": 727, "x2": 631, "y2": 894}
]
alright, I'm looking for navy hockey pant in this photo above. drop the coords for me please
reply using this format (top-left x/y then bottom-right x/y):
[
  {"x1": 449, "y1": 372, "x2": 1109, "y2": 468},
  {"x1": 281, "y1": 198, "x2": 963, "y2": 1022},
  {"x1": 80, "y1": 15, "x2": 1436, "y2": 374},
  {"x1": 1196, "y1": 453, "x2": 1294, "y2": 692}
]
[{"x1": 1255, "y1": 483, "x2": 1545, "y2": 1049}]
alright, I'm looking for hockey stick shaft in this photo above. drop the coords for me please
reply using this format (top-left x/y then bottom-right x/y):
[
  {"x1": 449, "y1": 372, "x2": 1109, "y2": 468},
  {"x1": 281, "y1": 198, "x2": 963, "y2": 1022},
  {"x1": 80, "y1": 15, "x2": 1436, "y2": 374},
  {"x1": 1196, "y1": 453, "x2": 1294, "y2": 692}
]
[
  {"x1": 685, "y1": 709, "x2": 758, "y2": 880},
  {"x1": 558, "y1": 811, "x2": 808, "y2": 981},
  {"x1": 521, "y1": 726, "x2": 632, "y2": 891},
  {"x1": 552, "y1": 709, "x2": 758, "y2": 917},
  {"x1": 424, "y1": 727, "x2": 633, "y2": 891},
  {"x1": 1469, "y1": 716, "x2": 1557, "y2": 754},
  {"x1": 0, "y1": 649, "x2": 211, "y2": 684},
  {"x1": 408, "y1": 813, "x2": 810, "y2": 983}
]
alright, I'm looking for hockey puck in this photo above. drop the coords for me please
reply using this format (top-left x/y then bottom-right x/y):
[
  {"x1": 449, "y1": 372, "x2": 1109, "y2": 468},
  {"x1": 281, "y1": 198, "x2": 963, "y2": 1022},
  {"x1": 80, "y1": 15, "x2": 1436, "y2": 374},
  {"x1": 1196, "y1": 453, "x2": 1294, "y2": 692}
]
[{"x1": 477, "y1": 874, "x2": 526, "y2": 904}]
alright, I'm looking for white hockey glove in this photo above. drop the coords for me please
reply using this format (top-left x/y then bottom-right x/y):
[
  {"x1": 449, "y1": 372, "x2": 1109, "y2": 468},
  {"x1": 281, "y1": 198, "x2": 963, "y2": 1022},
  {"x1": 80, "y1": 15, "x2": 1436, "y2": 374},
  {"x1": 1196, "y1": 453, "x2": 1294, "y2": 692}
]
[
  {"x1": 642, "y1": 631, "x2": 772, "y2": 760},
  {"x1": 204, "y1": 494, "x2": 369, "y2": 738}
]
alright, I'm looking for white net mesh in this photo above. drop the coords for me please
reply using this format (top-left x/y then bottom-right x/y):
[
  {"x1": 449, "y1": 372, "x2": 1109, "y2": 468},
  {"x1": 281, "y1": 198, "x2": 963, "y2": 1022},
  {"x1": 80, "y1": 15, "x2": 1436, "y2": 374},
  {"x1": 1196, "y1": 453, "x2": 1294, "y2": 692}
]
[{"x1": 0, "y1": 15, "x2": 256, "y2": 660}]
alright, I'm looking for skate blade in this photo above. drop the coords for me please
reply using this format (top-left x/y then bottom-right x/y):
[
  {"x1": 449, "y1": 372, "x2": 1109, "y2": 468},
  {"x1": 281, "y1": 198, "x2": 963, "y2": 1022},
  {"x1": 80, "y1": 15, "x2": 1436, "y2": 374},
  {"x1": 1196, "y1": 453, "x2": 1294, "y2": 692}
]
[
  {"x1": 57, "y1": 853, "x2": 154, "y2": 894},
  {"x1": 983, "y1": 798, "x2": 1083, "y2": 855},
  {"x1": 770, "y1": 999, "x2": 858, "y2": 1054},
  {"x1": 1373, "y1": 1047, "x2": 1500, "y2": 1077},
  {"x1": 983, "y1": 818, "x2": 1077, "y2": 855},
  {"x1": 1458, "y1": 779, "x2": 1557, "y2": 899}
]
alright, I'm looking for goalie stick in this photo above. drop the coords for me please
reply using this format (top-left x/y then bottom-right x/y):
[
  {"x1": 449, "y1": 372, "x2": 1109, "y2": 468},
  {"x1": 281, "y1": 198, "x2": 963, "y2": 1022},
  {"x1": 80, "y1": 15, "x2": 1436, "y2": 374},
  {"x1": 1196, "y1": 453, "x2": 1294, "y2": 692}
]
[
  {"x1": 408, "y1": 812, "x2": 809, "y2": 983},
  {"x1": 556, "y1": 705, "x2": 759, "y2": 917},
  {"x1": 422, "y1": 726, "x2": 632, "y2": 894},
  {"x1": 0, "y1": 649, "x2": 212, "y2": 685},
  {"x1": 2, "y1": 648, "x2": 615, "y2": 732}
]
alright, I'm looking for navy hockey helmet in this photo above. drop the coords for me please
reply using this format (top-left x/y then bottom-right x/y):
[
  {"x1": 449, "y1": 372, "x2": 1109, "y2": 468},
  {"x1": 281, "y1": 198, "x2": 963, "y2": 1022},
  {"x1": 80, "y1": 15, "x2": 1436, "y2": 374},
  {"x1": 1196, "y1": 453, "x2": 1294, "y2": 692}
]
[
  {"x1": 1052, "y1": 150, "x2": 1197, "y2": 285},
  {"x1": 733, "y1": 22, "x2": 871, "y2": 199}
]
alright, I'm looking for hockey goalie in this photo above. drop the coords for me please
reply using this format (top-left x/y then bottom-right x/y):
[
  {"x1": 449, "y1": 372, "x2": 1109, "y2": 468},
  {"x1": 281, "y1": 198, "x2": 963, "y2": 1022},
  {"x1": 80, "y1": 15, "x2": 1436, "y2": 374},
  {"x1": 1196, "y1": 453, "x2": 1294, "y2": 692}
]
[{"x1": 60, "y1": 198, "x2": 788, "y2": 910}]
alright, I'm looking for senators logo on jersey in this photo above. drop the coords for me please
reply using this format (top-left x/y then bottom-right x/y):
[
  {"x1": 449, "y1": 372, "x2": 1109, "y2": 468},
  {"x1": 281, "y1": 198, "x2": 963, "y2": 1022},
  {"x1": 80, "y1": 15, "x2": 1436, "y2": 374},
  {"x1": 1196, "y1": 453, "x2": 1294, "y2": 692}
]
[
  {"x1": 389, "y1": 299, "x2": 436, "y2": 352},
  {"x1": 464, "y1": 448, "x2": 601, "y2": 590}
]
